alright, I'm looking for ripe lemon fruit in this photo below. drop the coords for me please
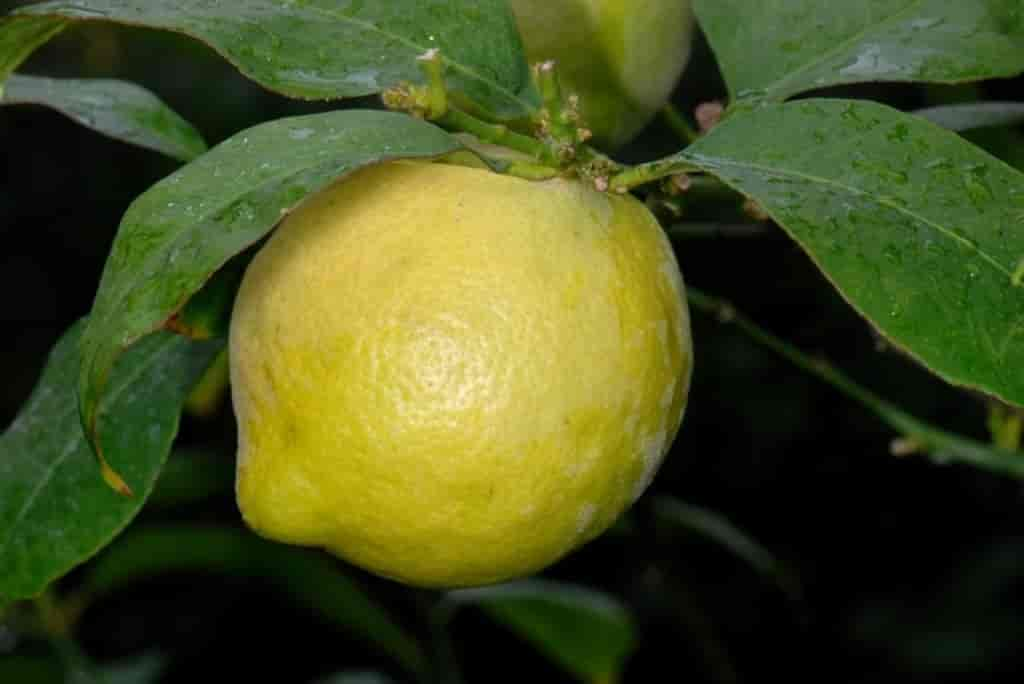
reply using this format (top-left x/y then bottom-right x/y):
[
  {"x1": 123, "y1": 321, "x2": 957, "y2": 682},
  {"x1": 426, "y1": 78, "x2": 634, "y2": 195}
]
[
  {"x1": 230, "y1": 160, "x2": 692, "y2": 587},
  {"x1": 510, "y1": 0, "x2": 695, "y2": 148}
]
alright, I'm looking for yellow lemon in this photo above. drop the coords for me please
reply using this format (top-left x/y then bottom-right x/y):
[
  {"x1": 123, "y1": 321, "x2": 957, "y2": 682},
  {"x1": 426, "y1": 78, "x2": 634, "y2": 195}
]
[
  {"x1": 230, "y1": 160, "x2": 692, "y2": 587},
  {"x1": 510, "y1": 0, "x2": 695, "y2": 148}
]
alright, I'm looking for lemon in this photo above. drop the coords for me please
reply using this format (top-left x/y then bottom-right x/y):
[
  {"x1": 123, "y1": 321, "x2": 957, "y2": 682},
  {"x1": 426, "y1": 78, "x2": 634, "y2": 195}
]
[
  {"x1": 510, "y1": 0, "x2": 695, "y2": 148},
  {"x1": 230, "y1": 160, "x2": 692, "y2": 587}
]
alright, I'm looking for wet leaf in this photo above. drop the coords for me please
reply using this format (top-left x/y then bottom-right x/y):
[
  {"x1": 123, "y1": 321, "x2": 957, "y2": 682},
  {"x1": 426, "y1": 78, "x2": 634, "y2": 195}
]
[
  {"x1": 15, "y1": 0, "x2": 535, "y2": 117},
  {"x1": 914, "y1": 102, "x2": 1024, "y2": 133},
  {"x1": 76, "y1": 109, "x2": 460, "y2": 454},
  {"x1": 2, "y1": 74, "x2": 206, "y2": 161},
  {"x1": 80, "y1": 525, "x2": 428, "y2": 679},
  {"x1": 0, "y1": 14, "x2": 65, "y2": 86},
  {"x1": 0, "y1": 321, "x2": 220, "y2": 604},
  {"x1": 694, "y1": 0, "x2": 1024, "y2": 102},
  {"x1": 447, "y1": 580, "x2": 636, "y2": 683},
  {"x1": 677, "y1": 99, "x2": 1024, "y2": 407}
]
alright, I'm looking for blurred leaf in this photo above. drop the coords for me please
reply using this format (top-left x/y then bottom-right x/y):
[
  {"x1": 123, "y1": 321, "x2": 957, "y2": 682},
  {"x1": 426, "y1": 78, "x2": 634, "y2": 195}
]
[
  {"x1": 76, "y1": 109, "x2": 460, "y2": 456},
  {"x1": 1, "y1": 74, "x2": 206, "y2": 161},
  {"x1": 15, "y1": 0, "x2": 535, "y2": 117},
  {"x1": 80, "y1": 525, "x2": 428, "y2": 679},
  {"x1": 146, "y1": 448, "x2": 233, "y2": 510},
  {"x1": 0, "y1": 14, "x2": 65, "y2": 85},
  {"x1": 94, "y1": 652, "x2": 166, "y2": 684},
  {"x1": 315, "y1": 673, "x2": 396, "y2": 684},
  {"x1": 447, "y1": 580, "x2": 636, "y2": 683},
  {"x1": 182, "y1": 348, "x2": 230, "y2": 419},
  {"x1": 694, "y1": 0, "x2": 1024, "y2": 102},
  {"x1": 676, "y1": 99, "x2": 1024, "y2": 408},
  {"x1": 913, "y1": 102, "x2": 1024, "y2": 133},
  {"x1": 0, "y1": 321, "x2": 220, "y2": 604},
  {"x1": 653, "y1": 496, "x2": 803, "y2": 604},
  {"x1": 0, "y1": 654, "x2": 63, "y2": 683}
]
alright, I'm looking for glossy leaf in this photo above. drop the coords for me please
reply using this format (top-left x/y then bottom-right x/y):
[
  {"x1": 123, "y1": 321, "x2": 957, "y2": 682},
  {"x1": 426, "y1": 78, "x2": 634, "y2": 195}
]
[
  {"x1": 0, "y1": 14, "x2": 65, "y2": 85},
  {"x1": 15, "y1": 0, "x2": 535, "y2": 117},
  {"x1": 914, "y1": 102, "x2": 1024, "y2": 133},
  {"x1": 676, "y1": 99, "x2": 1024, "y2": 407},
  {"x1": 2, "y1": 74, "x2": 206, "y2": 161},
  {"x1": 693, "y1": 0, "x2": 1024, "y2": 102},
  {"x1": 77, "y1": 109, "x2": 460, "y2": 451},
  {"x1": 80, "y1": 525, "x2": 428, "y2": 679},
  {"x1": 0, "y1": 321, "x2": 220, "y2": 604},
  {"x1": 448, "y1": 580, "x2": 636, "y2": 682}
]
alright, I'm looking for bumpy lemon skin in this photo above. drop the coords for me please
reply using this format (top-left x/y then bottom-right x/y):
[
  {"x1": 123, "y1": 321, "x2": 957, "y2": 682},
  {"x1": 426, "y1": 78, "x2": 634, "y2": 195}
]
[
  {"x1": 510, "y1": 0, "x2": 695, "y2": 149},
  {"x1": 230, "y1": 161, "x2": 692, "y2": 588}
]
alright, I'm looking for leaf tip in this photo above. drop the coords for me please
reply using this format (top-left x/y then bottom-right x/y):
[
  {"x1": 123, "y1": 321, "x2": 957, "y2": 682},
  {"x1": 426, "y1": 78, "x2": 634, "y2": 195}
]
[{"x1": 101, "y1": 460, "x2": 134, "y2": 498}]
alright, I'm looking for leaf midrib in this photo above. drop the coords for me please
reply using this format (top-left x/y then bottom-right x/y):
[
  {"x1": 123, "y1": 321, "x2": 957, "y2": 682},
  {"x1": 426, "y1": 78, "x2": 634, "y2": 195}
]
[{"x1": 0, "y1": 335, "x2": 176, "y2": 569}]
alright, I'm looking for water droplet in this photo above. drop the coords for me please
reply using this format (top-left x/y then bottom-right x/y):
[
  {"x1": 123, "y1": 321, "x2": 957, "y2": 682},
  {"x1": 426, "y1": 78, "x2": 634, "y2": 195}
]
[
  {"x1": 909, "y1": 17, "x2": 945, "y2": 30},
  {"x1": 289, "y1": 127, "x2": 316, "y2": 141}
]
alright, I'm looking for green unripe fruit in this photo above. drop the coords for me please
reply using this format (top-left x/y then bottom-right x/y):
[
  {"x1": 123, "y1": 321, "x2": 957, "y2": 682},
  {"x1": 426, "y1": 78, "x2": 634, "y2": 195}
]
[{"x1": 511, "y1": 0, "x2": 695, "y2": 149}]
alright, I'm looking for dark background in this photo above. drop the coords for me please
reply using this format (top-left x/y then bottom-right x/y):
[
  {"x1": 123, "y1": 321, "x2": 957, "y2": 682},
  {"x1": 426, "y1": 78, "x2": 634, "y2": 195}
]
[{"x1": 3, "y1": 10, "x2": 1024, "y2": 683}]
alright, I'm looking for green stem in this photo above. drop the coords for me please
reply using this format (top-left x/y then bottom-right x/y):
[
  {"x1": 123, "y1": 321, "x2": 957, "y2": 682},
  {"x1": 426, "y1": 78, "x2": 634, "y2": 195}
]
[
  {"x1": 687, "y1": 287, "x2": 1024, "y2": 477},
  {"x1": 435, "y1": 106, "x2": 553, "y2": 162},
  {"x1": 416, "y1": 49, "x2": 448, "y2": 120},
  {"x1": 609, "y1": 157, "x2": 702, "y2": 192},
  {"x1": 662, "y1": 103, "x2": 699, "y2": 144}
]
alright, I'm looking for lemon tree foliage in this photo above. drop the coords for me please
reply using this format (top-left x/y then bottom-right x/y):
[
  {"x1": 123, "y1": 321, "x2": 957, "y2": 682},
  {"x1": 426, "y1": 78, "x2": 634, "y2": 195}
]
[
  {"x1": 1, "y1": 75, "x2": 207, "y2": 161},
  {"x1": 77, "y1": 110, "x2": 460, "y2": 454},
  {"x1": 79, "y1": 525, "x2": 428, "y2": 678},
  {"x1": 694, "y1": 0, "x2": 1024, "y2": 102},
  {"x1": 914, "y1": 102, "x2": 1024, "y2": 133},
  {"x1": 15, "y1": 0, "x2": 536, "y2": 117},
  {"x1": 0, "y1": 14, "x2": 65, "y2": 84},
  {"x1": 448, "y1": 580, "x2": 637, "y2": 683},
  {"x1": 666, "y1": 99, "x2": 1024, "y2": 408},
  {"x1": 0, "y1": 322, "x2": 219, "y2": 605}
]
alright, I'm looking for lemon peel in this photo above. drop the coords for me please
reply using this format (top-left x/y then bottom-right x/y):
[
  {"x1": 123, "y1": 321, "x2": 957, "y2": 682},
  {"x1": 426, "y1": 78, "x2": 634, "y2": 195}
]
[{"x1": 230, "y1": 160, "x2": 692, "y2": 587}]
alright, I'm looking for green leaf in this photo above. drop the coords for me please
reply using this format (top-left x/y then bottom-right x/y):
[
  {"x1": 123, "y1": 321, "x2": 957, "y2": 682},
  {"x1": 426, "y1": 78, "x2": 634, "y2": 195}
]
[
  {"x1": 315, "y1": 673, "x2": 396, "y2": 684},
  {"x1": 0, "y1": 321, "x2": 220, "y2": 604},
  {"x1": 80, "y1": 525, "x2": 428, "y2": 679},
  {"x1": 1, "y1": 74, "x2": 206, "y2": 162},
  {"x1": 0, "y1": 14, "x2": 66, "y2": 86},
  {"x1": 677, "y1": 99, "x2": 1024, "y2": 407},
  {"x1": 77, "y1": 109, "x2": 460, "y2": 452},
  {"x1": 914, "y1": 102, "x2": 1024, "y2": 133},
  {"x1": 447, "y1": 580, "x2": 636, "y2": 683},
  {"x1": 693, "y1": 0, "x2": 1024, "y2": 102},
  {"x1": 15, "y1": 0, "x2": 535, "y2": 117}
]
